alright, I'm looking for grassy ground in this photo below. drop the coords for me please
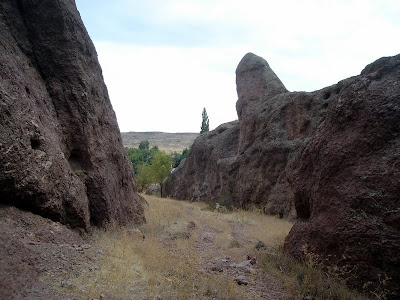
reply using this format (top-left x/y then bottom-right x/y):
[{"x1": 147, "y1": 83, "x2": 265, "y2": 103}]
[{"x1": 71, "y1": 195, "x2": 372, "y2": 300}]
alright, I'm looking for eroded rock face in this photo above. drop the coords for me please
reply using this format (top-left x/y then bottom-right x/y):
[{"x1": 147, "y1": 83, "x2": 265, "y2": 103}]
[
  {"x1": 163, "y1": 121, "x2": 241, "y2": 204},
  {"x1": 0, "y1": 0, "x2": 144, "y2": 229},
  {"x1": 163, "y1": 53, "x2": 333, "y2": 217},
  {"x1": 285, "y1": 55, "x2": 400, "y2": 297},
  {"x1": 164, "y1": 52, "x2": 400, "y2": 295}
]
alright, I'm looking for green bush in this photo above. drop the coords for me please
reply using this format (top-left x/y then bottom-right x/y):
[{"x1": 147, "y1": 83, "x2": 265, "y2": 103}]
[
  {"x1": 136, "y1": 150, "x2": 172, "y2": 192},
  {"x1": 125, "y1": 140, "x2": 159, "y2": 173},
  {"x1": 172, "y1": 148, "x2": 190, "y2": 168}
]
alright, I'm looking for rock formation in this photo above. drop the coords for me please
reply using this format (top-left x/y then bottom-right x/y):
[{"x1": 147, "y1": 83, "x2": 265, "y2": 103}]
[
  {"x1": 164, "y1": 52, "x2": 400, "y2": 296},
  {"x1": 0, "y1": 0, "x2": 144, "y2": 230},
  {"x1": 163, "y1": 53, "x2": 333, "y2": 217},
  {"x1": 285, "y1": 54, "x2": 400, "y2": 297}
]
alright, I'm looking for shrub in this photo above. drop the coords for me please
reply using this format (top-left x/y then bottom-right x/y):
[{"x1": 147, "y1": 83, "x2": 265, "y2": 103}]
[{"x1": 136, "y1": 151, "x2": 172, "y2": 192}]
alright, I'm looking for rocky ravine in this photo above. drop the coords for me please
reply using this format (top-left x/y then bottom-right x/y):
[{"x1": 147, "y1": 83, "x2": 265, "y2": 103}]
[
  {"x1": 163, "y1": 53, "x2": 400, "y2": 297},
  {"x1": 0, "y1": 0, "x2": 144, "y2": 230}
]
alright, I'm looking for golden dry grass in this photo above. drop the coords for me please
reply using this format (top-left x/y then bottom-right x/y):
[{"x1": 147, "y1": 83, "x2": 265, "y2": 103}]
[
  {"x1": 258, "y1": 248, "x2": 374, "y2": 300},
  {"x1": 70, "y1": 195, "x2": 371, "y2": 300},
  {"x1": 71, "y1": 195, "x2": 293, "y2": 299}
]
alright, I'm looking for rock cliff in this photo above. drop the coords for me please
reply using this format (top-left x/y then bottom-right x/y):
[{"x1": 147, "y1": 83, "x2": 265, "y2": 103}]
[
  {"x1": 163, "y1": 53, "x2": 333, "y2": 217},
  {"x1": 164, "y1": 52, "x2": 400, "y2": 296},
  {"x1": 0, "y1": 0, "x2": 144, "y2": 230},
  {"x1": 285, "y1": 54, "x2": 400, "y2": 297}
]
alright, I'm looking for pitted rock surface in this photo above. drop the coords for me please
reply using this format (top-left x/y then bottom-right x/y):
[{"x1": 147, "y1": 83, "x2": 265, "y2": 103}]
[
  {"x1": 285, "y1": 54, "x2": 400, "y2": 298},
  {"x1": 164, "y1": 52, "x2": 400, "y2": 296},
  {"x1": 163, "y1": 53, "x2": 332, "y2": 218},
  {"x1": 0, "y1": 0, "x2": 144, "y2": 229}
]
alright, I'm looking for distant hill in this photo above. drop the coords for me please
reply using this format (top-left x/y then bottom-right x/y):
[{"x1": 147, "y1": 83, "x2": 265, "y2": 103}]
[{"x1": 121, "y1": 132, "x2": 199, "y2": 153}]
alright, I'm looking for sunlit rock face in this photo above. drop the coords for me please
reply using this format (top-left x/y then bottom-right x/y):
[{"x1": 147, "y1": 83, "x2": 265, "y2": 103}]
[{"x1": 0, "y1": 0, "x2": 144, "y2": 229}]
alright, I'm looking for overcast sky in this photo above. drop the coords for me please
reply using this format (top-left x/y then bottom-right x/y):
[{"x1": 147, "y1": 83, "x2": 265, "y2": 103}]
[{"x1": 75, "y1": 0, "x2": 400, "y2": 133}]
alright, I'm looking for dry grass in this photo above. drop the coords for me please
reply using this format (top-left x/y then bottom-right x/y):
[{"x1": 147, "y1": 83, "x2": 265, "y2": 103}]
[
  {"x1": 73, "y1": 195, "x2": 290, "y2": 299},
  {"x1": 259, "y1": 243, "x2": 379, "y2": 300},
  {"x1": 193, "y1": 204, "x2": 293, "y2": 265},
  {"x1": 69, "y1": 195, "x2": 371, "y2": 300}
]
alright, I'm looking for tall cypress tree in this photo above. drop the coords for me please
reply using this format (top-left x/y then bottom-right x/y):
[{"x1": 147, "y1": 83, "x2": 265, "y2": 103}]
[{"x1": 200, "y1": 107, "x2": 209, "y2": 134}]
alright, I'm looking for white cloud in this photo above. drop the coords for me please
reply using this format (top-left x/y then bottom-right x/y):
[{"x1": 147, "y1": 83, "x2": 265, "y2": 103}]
[
  {"x1": 81, "y1": 0, "x2": 400, "y2": 132},
  {"x1": 96, "y1": 42, "x2": 241, "y2": 132}
]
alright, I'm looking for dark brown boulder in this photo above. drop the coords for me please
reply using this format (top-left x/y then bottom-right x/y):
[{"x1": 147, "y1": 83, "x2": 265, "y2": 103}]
[
  {"x1": 163, "y1": 53, "x2": 333, "y2": 217},
  {"x1": 285, "y1": 54, "x2": 400, "y2": 298},
  {"x1": 0, "y1": 0, "x2": 144, "y2": 229}
]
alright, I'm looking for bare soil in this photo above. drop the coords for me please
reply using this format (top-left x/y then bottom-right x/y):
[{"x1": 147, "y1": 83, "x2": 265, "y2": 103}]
[
  {"x1": 186, "y1": 204, "x2": 289, "y2": 299},
  {"x1": 0, "y1": 205, "x2": 102, "y2": 300}
]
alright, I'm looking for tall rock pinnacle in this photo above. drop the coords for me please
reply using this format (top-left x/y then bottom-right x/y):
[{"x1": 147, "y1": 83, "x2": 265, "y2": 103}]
[{"x1": 236, "y1": 53, "x2": 288, "y2": 119}]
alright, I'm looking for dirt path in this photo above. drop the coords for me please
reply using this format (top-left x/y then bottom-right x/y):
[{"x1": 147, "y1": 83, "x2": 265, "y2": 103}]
[{"x1": 185, "y1": 205, "x2": 289, "y2": 300}]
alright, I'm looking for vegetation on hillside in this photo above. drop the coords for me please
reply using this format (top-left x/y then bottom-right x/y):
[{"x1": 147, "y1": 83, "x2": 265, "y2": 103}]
[
  {"x1": 125, "y1": 141, "x2": 189, "y2": 191},
  {"x1": 121, "y1": 131, "x2": 198, "y2": 154},
  {"x1": 125, "y1": 140, "x2": 160, "y2": 173}
]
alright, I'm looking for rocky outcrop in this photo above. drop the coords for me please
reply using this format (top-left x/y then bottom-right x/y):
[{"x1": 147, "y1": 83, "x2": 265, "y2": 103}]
[
  {"x1": 164, "y1": 52, "x2": 400, "y2": 296},
  {"x1": 162, "y1": 120, "x2": 241, "y2": 205},
  {"x1": 0, "y1": 0, "x2": 144, "y2": 230},
  {"x1": 285, "y1": 54, "x2": 400, "y2": 297},
  {"x1": 163, "y1": 53, "x2": 333, "y2": 217}
]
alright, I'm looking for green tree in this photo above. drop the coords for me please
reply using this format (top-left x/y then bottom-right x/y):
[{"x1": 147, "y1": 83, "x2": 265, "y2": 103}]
[
  {"x1": 151, "y1": 151, "x2": 172, "y2": 184},
  {"x1": 172, "y1": 147, "x2": 190, "y2": 168},
  {"x1": 181, "y1": 147, "x2": 189, "y2": 160},
  {"x1": 136, "y1": 150, "x2": 172, "y2": 195},
  {"x1": 125, "y1": 147, "x2": 145, "y2": 173},
  {"x1": 200, "y1": 107, "x2": 209, "y2": 134},
  {"x1": 136, "y1": 163, "x2": 153, "y2": 191},
  {"x1": 149, "y1": 145, "x2": 159, "y2": 161},
  {"x1": 172, "y1": 152, "x2": 181, "y2": 168},
  {"x1": 126, "y1": 142, "x2": 160, "y2": 173},
  {"x1": 139, "y1": 140, "x2": 151, "y2": 163},
  {"x1": 138, "y1": 140, "x2": 149, "y2": 150}
]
